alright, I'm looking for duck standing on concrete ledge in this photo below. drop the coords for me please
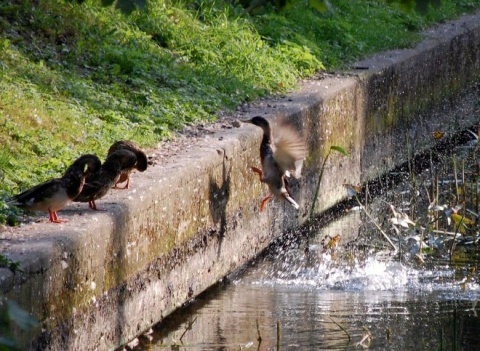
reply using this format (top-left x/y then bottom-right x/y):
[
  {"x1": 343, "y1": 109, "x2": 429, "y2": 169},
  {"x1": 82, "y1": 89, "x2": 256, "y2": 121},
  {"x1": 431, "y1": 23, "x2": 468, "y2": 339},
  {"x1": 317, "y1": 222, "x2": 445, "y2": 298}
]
[
  {"x1": 74, "y1": 150, "x2": 137, "y2": 210},
  {"x1": 7, "y1": 154, "x2": 102, "y2": 223},
  {"x1": 243, "y1": 115, "x2": 306, "y2": 212},
  {"x1": 107, "y1": 140, "x2": 148, "y2": 189}
]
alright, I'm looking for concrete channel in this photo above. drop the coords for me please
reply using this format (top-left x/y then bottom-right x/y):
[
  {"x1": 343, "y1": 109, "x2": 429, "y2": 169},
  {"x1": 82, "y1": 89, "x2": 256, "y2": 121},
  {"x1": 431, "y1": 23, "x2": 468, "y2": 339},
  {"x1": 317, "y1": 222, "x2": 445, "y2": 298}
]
[{"x1": 0, "y1": 10, "x2": 479, "y2": 351}]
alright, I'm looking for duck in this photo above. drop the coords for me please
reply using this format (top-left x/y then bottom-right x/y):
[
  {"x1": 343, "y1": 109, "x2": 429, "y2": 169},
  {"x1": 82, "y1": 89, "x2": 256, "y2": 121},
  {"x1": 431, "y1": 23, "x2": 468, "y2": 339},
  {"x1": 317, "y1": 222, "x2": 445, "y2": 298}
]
[
  {"x1": 243, "y1": 115, "x2": 306, "y2": 212},
  {"x1": 7, "y1": 154, "x2": 102, "y2": 223},
  {"x1": 107, "y1": 140, "x2": 148, "y2": 189},
  {"x1": 74, "y1": 150, "x2": 137, "y2": 210}
]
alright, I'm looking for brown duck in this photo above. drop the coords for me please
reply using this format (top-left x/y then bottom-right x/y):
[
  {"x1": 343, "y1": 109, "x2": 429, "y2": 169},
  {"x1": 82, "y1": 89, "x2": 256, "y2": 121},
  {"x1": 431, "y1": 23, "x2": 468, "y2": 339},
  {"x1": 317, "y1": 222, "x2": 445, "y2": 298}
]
[
  {"x1": 74, "y1": 150, "x2": 137, "y2": 210},
  {"x1": 244, "y1": 116, "x2": 306, "y2": 212},
  {"x1": 107, "y1": 140, "x2": 148, "y2": 189},
  {"x1": 7, "y1": 154, "x2": 101, "y2": 223}
]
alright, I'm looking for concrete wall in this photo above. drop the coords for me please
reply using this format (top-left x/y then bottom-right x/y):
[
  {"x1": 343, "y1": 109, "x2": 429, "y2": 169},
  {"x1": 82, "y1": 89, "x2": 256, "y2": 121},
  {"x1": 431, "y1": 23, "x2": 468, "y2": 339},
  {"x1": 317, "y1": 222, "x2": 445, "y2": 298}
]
[{"x1": 0, "y1": 10, "x2": 479, "y2": 351}]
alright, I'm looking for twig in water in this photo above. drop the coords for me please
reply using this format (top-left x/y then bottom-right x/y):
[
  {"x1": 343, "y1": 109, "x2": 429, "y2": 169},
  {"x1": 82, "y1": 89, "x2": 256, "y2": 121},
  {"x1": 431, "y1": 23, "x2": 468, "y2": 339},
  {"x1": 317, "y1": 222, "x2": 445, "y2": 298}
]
[
  {"x1": 256, "y1": 318, "x2": 262, "y2": 344},
  {"x1": 435, "y1": 172, "x2": 440, "y2": 231},
  {"x1": 428, "y1": 228, "x2": 461, "y2": 237},
  {"x1": 328, "y1": 316, "x2": 351, "y2": 342},
  {"x1": 423, "y1": 181, "x2": 432, "y2": 207},
  {"x1": 355, "y1": 195, "x2": 397, "y2": 251},
  {"x1": 309, "y1": 145, "x2": 348, "y2": 219},
  {"x1": 449, "y1": 215, "x2": 466, "y2": 261},
  {"x1": 364, "y1": 181, "x2": 369, "y2": 210},
  {"x1": 355, "y1": 327, "x2": 372, "y2": 348},
  {"x1": 276, "y1": 320, "x2": 281, "y2": 350},
  {"x1": 179, "y1": 316, "x2": 197, "y2": 343},
  {"x1": 476, "y1": 159, "x2": 480, "y2": 214},
  {"x1": 418, "y1": 226, "x2": 425, "y2": 260},
  {"x1": 462, "y1": 160, "x2": 466, "y2": 203},
  {"x1": 453, "y1": 156, "x2": 459, "y2": 203},
  {"x1": 429, "y1": 150, "x2": 435, "y2": 201},
  {"x1": 453, "y1": 307, "x2": 458, "y2": 351}
]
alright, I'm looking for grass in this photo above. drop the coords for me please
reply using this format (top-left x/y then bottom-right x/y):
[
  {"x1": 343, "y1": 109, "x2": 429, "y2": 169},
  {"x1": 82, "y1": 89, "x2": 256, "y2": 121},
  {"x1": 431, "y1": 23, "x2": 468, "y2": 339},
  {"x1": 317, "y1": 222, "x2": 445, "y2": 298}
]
[{"x1": 0, "y1": 0, "x2": 479, "y2": 224}]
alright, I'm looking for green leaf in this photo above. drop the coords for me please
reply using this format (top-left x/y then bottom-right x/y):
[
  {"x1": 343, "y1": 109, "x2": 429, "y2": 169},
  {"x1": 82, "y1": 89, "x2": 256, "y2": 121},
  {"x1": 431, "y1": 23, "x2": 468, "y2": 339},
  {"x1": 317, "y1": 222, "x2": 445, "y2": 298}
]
[{"x1": 330, "y1": 145, "x2": 348, "y2": 156}]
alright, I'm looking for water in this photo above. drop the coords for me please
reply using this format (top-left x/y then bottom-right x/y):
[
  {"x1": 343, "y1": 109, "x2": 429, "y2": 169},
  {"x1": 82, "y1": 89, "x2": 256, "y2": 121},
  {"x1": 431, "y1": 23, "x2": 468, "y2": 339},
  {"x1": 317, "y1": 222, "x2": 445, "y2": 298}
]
[
  {"x1": 131, "y1": 130, "x2": 479, "y2": 351},
  {"x1": 132, "y1": 216, "x2": 480, "y2": 351}
]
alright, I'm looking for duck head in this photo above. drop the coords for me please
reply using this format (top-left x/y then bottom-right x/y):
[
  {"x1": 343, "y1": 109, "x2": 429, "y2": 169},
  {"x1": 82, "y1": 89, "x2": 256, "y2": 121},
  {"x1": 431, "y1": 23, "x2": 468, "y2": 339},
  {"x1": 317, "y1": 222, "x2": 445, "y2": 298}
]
[{"x1": 243, "y1": 116, "x2": 272, "y2": 135}]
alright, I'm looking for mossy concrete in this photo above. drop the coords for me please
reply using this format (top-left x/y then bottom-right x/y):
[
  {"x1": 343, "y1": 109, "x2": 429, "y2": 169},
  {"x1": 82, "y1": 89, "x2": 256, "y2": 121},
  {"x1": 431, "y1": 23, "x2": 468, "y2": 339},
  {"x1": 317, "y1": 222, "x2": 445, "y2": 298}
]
[{"x1": 0, "y1": 10, "x2": 479, "y2": 351}]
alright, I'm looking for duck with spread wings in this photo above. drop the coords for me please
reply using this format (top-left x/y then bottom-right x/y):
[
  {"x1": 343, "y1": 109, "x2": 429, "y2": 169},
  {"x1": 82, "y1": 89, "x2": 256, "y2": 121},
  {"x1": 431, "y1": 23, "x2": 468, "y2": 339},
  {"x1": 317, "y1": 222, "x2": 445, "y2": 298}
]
[{"x1": 244, "y1": 115, "x2": 306, "y2": 212}]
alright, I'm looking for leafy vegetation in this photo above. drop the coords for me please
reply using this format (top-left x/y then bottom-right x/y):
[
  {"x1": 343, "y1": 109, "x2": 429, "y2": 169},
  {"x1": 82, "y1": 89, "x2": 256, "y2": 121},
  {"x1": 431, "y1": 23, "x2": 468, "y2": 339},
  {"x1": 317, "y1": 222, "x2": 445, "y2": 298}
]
[
  {"x1": 345, "y1": 129, "x2": 480, "y2": 262},
  {"x1": 0, "y1": 0, "x2": 479, "y2": 224}
]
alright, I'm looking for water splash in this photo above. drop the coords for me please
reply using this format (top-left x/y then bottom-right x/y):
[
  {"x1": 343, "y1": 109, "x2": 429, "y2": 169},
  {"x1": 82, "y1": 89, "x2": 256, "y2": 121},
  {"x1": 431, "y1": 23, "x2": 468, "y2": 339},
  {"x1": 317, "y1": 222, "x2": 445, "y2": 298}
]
[{"x1": 238, "y1": 251, "x2": 480, "y2": 299}]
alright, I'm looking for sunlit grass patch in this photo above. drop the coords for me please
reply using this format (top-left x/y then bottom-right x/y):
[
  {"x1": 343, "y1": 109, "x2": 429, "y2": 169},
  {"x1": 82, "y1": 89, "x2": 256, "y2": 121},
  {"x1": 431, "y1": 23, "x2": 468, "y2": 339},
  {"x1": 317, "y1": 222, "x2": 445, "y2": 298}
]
[{"x1": 0, "y1": 0, "x2": 479, "y2": 223}]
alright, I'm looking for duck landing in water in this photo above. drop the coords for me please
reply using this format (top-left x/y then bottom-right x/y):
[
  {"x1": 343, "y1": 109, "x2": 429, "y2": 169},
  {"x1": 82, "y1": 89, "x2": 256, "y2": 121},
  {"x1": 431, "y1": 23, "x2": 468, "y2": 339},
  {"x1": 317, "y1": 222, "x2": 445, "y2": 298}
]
[
  {"x1": 7, "y1": 154, "x2": 101, "y2": 223},
  {"x1": 243, "y1": 115, "x2": 306, "y2": 212}
]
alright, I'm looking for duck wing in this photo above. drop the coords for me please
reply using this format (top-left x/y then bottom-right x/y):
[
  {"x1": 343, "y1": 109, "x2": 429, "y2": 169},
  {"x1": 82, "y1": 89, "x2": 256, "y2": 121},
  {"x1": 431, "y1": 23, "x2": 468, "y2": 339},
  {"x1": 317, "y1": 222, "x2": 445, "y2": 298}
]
[
  {"x1": 75, "y1": 163, "x2": 123, "y2": 203},
  {"x1": 272, "y1": 123, "x2": 306, "y2": 178},
  {"x1": 8, "y1": 179, "x2": 67, "y2": 210},
  {"x1": 74, "y1": 176, "x2": 115, "y2": 202}
]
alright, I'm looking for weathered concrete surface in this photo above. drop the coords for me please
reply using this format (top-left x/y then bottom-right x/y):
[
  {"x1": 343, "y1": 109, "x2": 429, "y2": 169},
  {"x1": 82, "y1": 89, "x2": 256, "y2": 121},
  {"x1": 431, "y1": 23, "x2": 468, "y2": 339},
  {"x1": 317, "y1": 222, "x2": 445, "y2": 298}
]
[{"x1": 0, "y1": 10, "x2": 479, "y2": 351}]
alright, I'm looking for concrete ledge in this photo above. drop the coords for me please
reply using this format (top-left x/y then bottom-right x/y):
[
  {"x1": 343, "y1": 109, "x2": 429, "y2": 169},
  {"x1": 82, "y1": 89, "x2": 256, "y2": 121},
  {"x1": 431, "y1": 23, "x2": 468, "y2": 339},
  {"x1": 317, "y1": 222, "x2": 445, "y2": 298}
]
[{"x1": 1, "y1": 11, "x2": 479, "y2": 351}]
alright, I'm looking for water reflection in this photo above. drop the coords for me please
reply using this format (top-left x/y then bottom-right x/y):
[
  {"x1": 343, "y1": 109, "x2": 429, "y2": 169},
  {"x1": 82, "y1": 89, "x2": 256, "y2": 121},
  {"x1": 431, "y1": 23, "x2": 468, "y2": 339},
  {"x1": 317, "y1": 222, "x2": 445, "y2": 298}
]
[{"x1": 135, "y1": 240, "x2": 480, "y2": 351}]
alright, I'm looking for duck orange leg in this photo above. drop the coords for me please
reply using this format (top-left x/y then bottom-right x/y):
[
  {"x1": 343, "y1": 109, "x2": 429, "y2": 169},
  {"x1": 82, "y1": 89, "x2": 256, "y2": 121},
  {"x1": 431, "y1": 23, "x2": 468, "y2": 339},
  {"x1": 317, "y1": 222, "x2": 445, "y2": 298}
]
[
  {"x1": 114, "y1": 179, "x2": 130, "y2": 189},
  {"x1": 114, "y1": 175, "x2": 130, "y2": 189},
  {"x1": 260, "y1": 195, "x2": 272, "y2": 212},
  {"x1": 251, "y1": 167, "x2": 263, "y2": 182},
  {"x1": 88, "y1": 200, "x2": 106, "y2": 211},
  {"x1": 48, "y1": 210, "x2": 65, "y2": 223}
]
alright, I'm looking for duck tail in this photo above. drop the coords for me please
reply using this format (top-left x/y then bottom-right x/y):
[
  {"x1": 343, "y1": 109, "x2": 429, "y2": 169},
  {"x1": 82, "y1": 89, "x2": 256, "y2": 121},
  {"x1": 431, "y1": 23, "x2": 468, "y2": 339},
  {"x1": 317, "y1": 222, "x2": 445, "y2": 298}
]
[
  {"x1": 5, "y1": 195, "x2": 23, "y2": 207},
  {"x1": 6, "y1": 197, "x2": 18, "y2": 205}
]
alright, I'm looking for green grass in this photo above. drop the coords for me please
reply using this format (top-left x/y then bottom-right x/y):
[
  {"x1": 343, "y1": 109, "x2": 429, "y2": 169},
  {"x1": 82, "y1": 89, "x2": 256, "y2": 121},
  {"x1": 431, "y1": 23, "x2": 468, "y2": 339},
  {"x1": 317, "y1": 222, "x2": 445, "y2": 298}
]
[{"x1": 0, "y1": 0, "x2": 479, "y2": 224}]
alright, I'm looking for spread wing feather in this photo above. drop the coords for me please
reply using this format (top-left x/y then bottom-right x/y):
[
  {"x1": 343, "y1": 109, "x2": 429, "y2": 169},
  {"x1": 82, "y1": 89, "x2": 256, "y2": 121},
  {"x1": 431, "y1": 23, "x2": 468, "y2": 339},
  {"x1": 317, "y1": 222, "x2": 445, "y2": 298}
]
[{"x1": 272, "y1": 122, "x2": 306, "y2": 178}]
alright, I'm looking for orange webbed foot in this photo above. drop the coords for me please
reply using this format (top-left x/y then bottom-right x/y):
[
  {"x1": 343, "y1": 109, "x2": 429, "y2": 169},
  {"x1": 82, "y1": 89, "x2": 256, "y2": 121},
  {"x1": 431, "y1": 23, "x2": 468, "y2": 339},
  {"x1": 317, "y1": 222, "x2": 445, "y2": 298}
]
[{"x1": 49, "y1": 211, "x2": 67, "y2": 223}]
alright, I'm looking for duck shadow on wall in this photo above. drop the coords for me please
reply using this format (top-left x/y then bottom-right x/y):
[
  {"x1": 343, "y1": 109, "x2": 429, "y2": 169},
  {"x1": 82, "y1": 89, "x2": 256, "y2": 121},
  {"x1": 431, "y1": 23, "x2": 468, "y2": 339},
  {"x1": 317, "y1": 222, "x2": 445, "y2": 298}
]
[{"x1": 208, "y1": 150, "x2": 232, "y2": 259}]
